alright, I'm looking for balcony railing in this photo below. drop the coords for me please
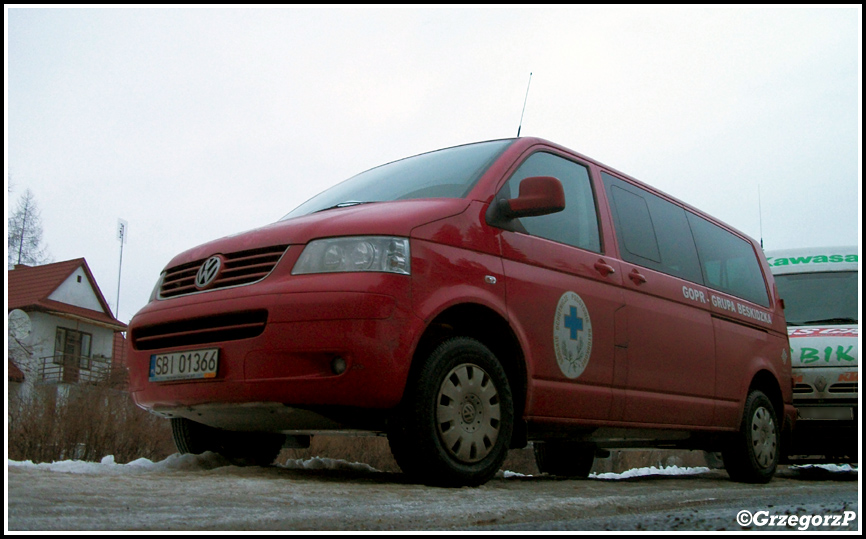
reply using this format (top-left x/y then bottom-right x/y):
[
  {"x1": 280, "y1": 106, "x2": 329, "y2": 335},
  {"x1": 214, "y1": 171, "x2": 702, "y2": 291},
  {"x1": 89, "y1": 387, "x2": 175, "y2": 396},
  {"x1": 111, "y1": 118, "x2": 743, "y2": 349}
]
[{"x1": 37, "y1": 354, "x2": 113, "y2": 385}]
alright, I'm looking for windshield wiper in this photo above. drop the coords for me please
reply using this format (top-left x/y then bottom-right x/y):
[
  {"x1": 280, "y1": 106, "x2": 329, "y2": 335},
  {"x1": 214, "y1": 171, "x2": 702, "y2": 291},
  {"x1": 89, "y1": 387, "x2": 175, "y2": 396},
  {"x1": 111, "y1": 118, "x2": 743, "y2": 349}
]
[{"x1": 314, "y1": 201, "x2": 374, "y2": 213}]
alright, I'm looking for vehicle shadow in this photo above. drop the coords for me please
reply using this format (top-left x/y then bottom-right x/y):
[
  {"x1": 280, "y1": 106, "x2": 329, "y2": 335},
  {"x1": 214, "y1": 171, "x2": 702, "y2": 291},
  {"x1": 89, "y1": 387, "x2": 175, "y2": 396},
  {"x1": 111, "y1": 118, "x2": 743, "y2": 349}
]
[
  {"x1": 266, "y1": 459, "x2": 857, "y2": 486},
  {"x1": 779, "y1": 465, "x2": 859, "y2": 482}
]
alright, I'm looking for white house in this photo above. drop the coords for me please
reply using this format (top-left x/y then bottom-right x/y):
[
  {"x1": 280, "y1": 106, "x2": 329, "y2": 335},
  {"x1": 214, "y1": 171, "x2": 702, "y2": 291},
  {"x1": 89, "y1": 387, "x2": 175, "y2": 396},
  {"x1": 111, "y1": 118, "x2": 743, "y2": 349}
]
[{"x1": 8, "y1": 258, "x2": 127, "y2": 400}]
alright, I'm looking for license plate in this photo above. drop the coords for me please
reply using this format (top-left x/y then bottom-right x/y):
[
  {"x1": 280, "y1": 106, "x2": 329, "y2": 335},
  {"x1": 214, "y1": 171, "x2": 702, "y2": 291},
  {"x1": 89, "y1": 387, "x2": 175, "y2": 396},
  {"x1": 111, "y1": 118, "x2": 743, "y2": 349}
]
[
  {"x1": 797, "y1": 406, "x2": 853, "y2": 420},
  {"x1": 149, "y1": 348, "x2": 219, "y2": 382}
]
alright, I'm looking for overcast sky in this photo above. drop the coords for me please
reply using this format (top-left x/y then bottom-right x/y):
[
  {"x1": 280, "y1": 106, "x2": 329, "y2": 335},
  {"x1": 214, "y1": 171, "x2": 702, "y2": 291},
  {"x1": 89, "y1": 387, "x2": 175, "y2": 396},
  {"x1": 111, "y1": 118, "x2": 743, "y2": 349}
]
[{"x1": 5, "y1": 7, "x2": 861, "y2": 323}]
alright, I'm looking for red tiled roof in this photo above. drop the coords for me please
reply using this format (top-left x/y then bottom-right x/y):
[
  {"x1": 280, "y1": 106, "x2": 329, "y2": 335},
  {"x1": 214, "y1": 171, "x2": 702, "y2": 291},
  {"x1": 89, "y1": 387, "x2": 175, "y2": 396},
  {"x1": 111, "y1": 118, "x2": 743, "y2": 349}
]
[
  {"x1": 8, "y1": 259, "x2": 127, "y2": 330},
  {"x1": 8, "y1": 259, "x2": 84, "y2": 309}
]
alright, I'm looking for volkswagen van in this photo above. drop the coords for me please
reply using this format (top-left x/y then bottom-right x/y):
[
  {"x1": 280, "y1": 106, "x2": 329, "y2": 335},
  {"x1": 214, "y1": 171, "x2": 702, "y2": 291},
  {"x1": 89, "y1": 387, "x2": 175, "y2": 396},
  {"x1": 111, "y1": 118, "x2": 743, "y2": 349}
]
[
  {"x1": 766, "y1": 247, "x2": 858, "y2": 462},
  {"x1": 127, "y1": 137, "x2": 794, "y2": 486}
]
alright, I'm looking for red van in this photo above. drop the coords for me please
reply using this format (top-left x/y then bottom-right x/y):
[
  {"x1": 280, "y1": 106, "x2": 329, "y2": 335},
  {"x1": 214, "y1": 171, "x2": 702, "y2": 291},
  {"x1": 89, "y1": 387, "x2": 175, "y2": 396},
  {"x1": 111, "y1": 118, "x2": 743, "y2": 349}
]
[{"x1": 127, "y1": 137, "x2": 794, "y2": 486}]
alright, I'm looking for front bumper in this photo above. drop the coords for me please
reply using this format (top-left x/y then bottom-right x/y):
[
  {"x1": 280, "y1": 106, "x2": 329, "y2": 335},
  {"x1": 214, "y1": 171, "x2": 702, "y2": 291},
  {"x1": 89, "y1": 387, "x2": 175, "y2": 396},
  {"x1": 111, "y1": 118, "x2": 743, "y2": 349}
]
[
  {"x1": 127, "y1": 281, "x2": 423, "y2": 431},
  {"x1": 787, "y1": 367, "x2": 858, "y2": 459}
]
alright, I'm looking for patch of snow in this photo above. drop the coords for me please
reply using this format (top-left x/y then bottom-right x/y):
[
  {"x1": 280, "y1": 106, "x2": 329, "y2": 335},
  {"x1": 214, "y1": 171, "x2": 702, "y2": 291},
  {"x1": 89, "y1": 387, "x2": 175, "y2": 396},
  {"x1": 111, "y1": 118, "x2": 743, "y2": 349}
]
[
  {"x1": 7, "y1": 453, "x2": 380, "y2": 476},
  {"x1": 278, "y1": 456, "x2": 379, "y2": 474},
  {"x1": 792, "y1": 463, "x2": 858, "y2": 473},
  {"x1": 591, "y1": 465, "x2": 711, "y2": 480},
  {"x1": 6, "y1": 452, "x2": 233, "y2": 475}
]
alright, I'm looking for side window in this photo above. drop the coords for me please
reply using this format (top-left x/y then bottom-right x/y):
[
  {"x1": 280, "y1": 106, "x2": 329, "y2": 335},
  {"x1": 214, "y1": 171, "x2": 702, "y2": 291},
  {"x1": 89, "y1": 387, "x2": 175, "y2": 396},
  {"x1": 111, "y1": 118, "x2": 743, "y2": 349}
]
[
  {"x1": 609, "y1": 185, "x2": 660, "y2": 263},
  {"x1": 500, "y1": 152, "x2": 601, "y2": 253},
  {"x1": 687, "y1": 213, "x2": 770, "y2": 307},
  {"x1": 603, "y1": 172, "x2": 703, "y2": 284}
]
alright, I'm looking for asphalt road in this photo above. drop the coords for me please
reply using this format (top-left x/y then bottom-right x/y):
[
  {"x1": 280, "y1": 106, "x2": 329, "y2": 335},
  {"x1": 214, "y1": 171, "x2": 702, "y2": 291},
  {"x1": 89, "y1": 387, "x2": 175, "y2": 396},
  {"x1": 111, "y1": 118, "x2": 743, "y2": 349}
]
[{"x1": 6, "y1": 459, "x2": 859, "y2": 531}]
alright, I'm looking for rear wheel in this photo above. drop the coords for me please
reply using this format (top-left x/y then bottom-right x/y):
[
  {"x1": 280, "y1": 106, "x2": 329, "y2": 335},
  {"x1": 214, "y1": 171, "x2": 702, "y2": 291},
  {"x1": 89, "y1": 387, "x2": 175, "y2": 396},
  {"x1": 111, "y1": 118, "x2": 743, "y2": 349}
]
[
  {"x1": 388, "y1": 337, "x2": 514, "y2": 487},
  {"x1": 534, "y1": 441, "x2": 595, "y2": 478},
  {"x1": 171, "y1": 417, "x2": 285, "y2": 467},
  {"x1": 722, "y1": 390, "x2": 779, "y2": 483}
]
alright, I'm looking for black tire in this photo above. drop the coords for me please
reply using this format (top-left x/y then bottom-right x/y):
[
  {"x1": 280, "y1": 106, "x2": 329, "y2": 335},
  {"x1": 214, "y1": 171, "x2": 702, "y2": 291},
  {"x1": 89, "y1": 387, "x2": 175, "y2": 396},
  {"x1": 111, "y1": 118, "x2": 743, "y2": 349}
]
[
  {"x1": 171, "y1": 417, "x2": 285, "y2": 467},
  {"x1": 722, "y1": 390, "x2": 779, "y2": 483},
  {"x1": 534, "y1": 441, "x2": 595, "y2": 478},
  {"x1": 388, "y1": 337, "x2": 514, "y2": 487}
]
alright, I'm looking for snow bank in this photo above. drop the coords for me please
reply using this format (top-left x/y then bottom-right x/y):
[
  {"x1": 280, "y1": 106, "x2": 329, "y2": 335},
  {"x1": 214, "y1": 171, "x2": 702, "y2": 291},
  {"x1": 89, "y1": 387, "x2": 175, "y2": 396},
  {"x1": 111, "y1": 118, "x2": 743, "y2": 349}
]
[
  {"x1": 592, "y1": 465, "x2": 710, "y2": 480},
  {"x1": 6, "y1": 453, "x2": 381, "y2": 475},
  {"x1": 6, "y1": 452, "x2": 233, "y2": 475},
  {"x1": 7, "y1": 454, "x2": 858, "y2": 480}
]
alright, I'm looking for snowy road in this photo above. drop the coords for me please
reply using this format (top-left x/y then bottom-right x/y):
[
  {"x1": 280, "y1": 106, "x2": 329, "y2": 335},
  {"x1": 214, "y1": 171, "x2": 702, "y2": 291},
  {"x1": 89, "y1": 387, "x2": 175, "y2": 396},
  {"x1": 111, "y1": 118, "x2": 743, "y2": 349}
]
[{"x1": 6, "y1": 454, "x2": 859, "y2": 531}]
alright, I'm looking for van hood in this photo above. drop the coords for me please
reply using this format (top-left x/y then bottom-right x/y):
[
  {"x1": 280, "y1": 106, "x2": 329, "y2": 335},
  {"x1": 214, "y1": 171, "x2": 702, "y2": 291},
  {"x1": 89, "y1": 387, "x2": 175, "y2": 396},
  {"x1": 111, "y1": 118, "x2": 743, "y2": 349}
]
[
  {"x1": 788, "y1": 324, "x2": 858, "y2": 368},
  {"x1": 163, "y1": 198, "x2": 471, "y2": 269}
]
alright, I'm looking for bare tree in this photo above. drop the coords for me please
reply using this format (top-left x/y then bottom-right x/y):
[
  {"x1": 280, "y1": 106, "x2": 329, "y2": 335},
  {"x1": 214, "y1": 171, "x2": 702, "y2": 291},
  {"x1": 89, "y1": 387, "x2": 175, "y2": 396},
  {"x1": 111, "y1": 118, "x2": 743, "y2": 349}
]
[
  {"x1": 8, "y1": 189, "x2": 52, "y2": 269},
  {"x1": 8, "y1": 310, "x2": 35, "y2": 368}
]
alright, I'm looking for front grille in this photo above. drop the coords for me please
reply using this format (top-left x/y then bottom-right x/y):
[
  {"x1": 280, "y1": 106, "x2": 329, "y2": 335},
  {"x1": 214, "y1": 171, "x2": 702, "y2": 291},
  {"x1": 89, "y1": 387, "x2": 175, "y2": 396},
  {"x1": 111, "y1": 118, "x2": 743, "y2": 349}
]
[
  {"x1": 160, "y1": 245, "x2": 288, "y2": 299},
  {"x1": 792, "y1": 382, "x2": 858, "y2": 395},
  {"x1": 793, "y1": 383, "x2": 813, "y2": 394},
  {"x1": 828, "y1": 382, "x2": 858, "y2": 394},
  {"x1": 131, "y1": 310, "x2": 268, "y2": 351}
]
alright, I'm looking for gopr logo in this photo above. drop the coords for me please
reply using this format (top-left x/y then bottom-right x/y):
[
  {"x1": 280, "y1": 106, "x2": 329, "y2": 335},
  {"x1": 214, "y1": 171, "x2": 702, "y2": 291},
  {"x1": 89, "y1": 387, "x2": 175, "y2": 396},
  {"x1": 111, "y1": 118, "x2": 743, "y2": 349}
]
[{"x1": 553, "y1": 291, "x2": 593, "y2": 379}]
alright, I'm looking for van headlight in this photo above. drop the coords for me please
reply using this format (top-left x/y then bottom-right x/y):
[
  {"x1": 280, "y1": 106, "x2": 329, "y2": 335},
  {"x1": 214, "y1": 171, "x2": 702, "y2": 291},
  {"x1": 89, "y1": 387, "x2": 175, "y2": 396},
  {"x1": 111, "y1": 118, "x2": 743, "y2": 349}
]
[{"x1": 292, "y1": 236, "x2": 411, "y2": 275}]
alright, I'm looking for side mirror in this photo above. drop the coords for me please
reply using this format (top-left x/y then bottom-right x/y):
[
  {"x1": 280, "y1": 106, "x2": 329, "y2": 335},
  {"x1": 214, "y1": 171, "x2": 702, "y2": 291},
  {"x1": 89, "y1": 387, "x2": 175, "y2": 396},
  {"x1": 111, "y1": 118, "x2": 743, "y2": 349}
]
[{"x1": 498, "y1": 176, "x2": 566, "y2": 219}]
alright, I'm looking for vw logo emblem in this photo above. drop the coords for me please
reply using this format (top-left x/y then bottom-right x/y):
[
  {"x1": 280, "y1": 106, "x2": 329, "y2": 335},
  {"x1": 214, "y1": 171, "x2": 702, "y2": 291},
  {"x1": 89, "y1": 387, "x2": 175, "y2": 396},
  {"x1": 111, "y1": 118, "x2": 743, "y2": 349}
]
[{"x1": 195, "y1": 256, "x2": 222, "y2": 289}]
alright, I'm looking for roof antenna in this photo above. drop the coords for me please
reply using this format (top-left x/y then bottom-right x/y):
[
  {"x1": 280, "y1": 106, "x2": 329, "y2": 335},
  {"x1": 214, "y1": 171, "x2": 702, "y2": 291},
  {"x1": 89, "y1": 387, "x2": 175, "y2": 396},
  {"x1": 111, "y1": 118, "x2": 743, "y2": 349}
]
[
  {"x1": 516, "y1": 72, "x2": 533, "y2": 137},
  {"x1": 758, "y1": 184, "x2": 764, "y2": 249}
]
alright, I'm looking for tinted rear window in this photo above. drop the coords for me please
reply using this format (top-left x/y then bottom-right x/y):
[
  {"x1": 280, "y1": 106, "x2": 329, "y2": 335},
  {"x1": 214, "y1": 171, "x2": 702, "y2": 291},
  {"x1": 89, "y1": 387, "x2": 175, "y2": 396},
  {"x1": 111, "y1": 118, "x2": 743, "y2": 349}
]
[
  {"x1": 603, "y1": 172, "x2": 703, "y2": 284},
  {"x1": 687, "y1": 213, "x2": 770, "y2": 307},
  {"x1": 603, "y1": 172, "x2": 768, "y2": 306}
]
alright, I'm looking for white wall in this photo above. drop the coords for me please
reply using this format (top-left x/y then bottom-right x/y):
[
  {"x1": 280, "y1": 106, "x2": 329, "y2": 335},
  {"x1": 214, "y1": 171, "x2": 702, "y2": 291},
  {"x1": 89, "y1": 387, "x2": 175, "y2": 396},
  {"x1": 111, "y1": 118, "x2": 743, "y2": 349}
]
[
  {"x1": 47, "y1": 267, "x2": 105, "y2": 313},
  {"x1": 18, "y1": 311, "x2": 116, "y2": 387}
]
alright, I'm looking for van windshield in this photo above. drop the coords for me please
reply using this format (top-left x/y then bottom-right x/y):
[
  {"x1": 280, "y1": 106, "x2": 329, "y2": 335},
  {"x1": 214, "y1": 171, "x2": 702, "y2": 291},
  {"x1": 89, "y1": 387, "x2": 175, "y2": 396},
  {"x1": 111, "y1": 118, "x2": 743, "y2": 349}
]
[
  {"x1": 281, "y1": 139, "x2": 513, "y2": 220},
  {"x1": 774, "y1": 271, "x2": 858, "y2": 326}
]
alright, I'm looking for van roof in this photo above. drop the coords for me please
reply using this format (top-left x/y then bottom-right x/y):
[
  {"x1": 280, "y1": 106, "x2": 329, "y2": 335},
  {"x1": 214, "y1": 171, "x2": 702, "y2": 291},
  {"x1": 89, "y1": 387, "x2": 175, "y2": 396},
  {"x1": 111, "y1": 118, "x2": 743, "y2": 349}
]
[{"x1": 764, "y1": 246, "x2": 859, "y2": 275}]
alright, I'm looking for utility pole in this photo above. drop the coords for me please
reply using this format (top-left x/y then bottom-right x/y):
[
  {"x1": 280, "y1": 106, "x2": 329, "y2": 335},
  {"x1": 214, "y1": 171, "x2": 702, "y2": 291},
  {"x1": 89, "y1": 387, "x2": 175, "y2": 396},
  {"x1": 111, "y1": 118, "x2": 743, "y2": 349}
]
[{"x1": 116, "y1": 219, "x2": 128, "y2": 319}]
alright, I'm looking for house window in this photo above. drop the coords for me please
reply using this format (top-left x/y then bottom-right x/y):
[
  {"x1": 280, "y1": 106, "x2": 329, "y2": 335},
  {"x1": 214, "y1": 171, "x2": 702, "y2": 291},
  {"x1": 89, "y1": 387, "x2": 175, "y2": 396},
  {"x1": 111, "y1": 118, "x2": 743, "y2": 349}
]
[{"x1": 54, "y1": 328, "x2": 93, "y2": 371}]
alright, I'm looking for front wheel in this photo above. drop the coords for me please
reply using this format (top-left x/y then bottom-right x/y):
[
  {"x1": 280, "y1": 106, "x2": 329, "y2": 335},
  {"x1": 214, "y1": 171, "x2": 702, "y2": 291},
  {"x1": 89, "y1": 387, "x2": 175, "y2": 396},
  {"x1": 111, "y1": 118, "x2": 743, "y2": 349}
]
[
  {"x1": 388, "y1": 337, "x2": 514, "y2": 487},
  {"x1": 722, "y1": 390, "x2": 779, "y2": 483}
]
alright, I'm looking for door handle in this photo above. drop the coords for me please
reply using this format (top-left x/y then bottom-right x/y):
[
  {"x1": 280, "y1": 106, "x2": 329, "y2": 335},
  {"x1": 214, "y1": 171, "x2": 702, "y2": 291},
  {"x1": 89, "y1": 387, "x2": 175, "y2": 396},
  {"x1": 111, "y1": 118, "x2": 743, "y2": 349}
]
[
  {"x1": 594, "y1": 260, "x2": 616, "y2": 277},
  {"x1": 628, "y1": 269, "x2": 647, "y2": 285}
]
